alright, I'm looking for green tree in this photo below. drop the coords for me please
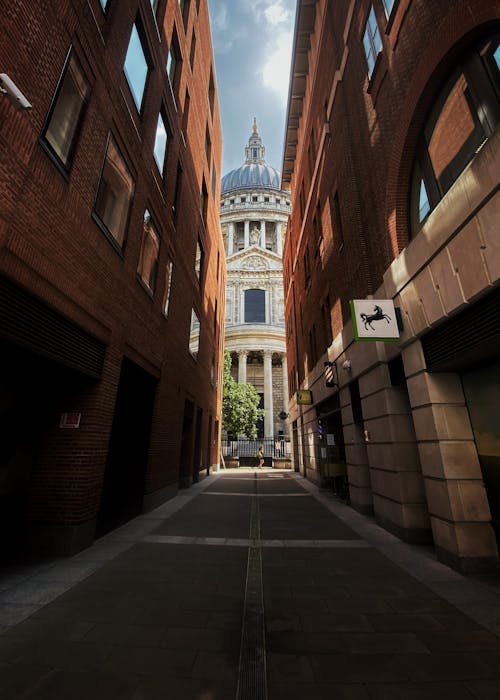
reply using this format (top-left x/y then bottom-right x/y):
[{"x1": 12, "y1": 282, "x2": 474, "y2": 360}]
[{"x1": 222, "y1": 351, "x2": 264, "y2": 439}]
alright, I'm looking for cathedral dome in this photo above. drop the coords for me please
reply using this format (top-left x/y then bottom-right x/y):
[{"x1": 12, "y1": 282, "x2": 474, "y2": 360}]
[
  {"x1": 221, "y1": 119, "x2": 281, "y2": 194},
  {"x1": 221, "y1": 162, "x2": 281, "y2": 193}
]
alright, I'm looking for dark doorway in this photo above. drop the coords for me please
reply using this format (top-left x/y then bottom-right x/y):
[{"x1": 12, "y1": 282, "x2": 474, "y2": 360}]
[
  {"x1": 462, "y1": 360, "x2": 500, "y2": 544},
  {"x1": 257, "y1": 392, "x2": 264, "y2": 439},
  {"x1": 192, "y1": 407, "x2": 203, "y2": 483},
  {"x1": 179, "y1": 399, "x2": 195, "y2": 488},
  {"x1": 97, "y1": 358, "x2": 156, "y2": 536},
  {"x1": 0, "y1": 340, "x2": 91, "y2": 558}
]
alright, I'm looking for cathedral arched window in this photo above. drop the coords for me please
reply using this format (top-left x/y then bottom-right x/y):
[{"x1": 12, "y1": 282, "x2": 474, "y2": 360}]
[{"x1": 244, "y1": 288, "x2": 265, "y2": 323}]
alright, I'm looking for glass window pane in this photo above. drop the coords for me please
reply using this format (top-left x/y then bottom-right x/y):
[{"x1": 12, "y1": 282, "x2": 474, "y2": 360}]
[
  {"x1": 245, "y1": 289, "x2": 265, "y2": 323},
  {"x1": 195, "y1": 240, "x2": 203, "y2": 279},
  {"x1": 137, "y1": 210, "x2": 160, "y2": 291},
  {"x1": 163, "y1": 260, "x2": 173, "y2": 316},
  {"x1": 190, "y1": 309, "x2": 200, "y2": 357},
  {"x1": 94, "y1": 137, "x2": 134, "y2": 247},
  {"x1": 382, "y1": 0, "x2": 395, "y2": 17},
  {"x1": 154, "y1": 112, "x2": 168, "y2": 173},
  {"x1": 124, "y1": 24, "x2": 148, "y2": 111},
  {"x1": 494, "y1": 43, "x2": 500, "y2": 70},
  {"x1": 167, "y1": 49, "x2": 176, "y2": 85},
  {"x1": 419, "y1": 180, "x2": 430, "y2": 222},
  {"x1": 427, "y1": 73, "x2": 478, "y2": 182},
  {"x1": 44, "y1": 53, "x2": 90, "y2": 168}
]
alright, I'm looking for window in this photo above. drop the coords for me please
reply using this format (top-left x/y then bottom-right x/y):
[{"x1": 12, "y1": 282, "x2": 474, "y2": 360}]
[
  {"x1": 362, "y1": 6, "x2": 382, "y2": 78},
  {"x1": 264, "y1": 196, "x2": 269, "y2": 202},
  {"x1": 195, "y1": 238, "x2": 204, "y2": 282},
  {"x1": 123, "y1": 23, "x2": 150, "y2": 112},
  {"x1": 190, "y1": 29, "x2": 196, "y2": 70},
  {"x1": 252, "y1": 195, "x2": 257, "y2": 202},
  {"x1": 163, "y1": 259, "x2": 173, "y2": 316},
  {"x1": 167, "y1": 31, "x2": 180, "y2": 91},
  {"x1": 322, "y1": 296, "x2": 332, "y2": 349},
  {"x1": 245, "y1": 289, "x2": 265, "y2": 323},
  {"x1": 173, "y1": 160, "x2": 183, "y2": 216},
  {"x1": 182, "y1": 88, "x2": 190, "y2": 136},
  {"x1": 304, "y1": 244, "x2": 310, "y2": 285},
  {"x1": 205, "y1": 125, "x2": 211, "y2": 163},
  {"x1": 208, "y1": 68, "x2": 215, "y2": 117},
  {"x1": 137, "y1": 210, "x2": 160, "y2": 292},
  {"x1": 42, "y1": 51, "x2": 90, "y2": 170},
  {"x1": 94, "y1": 136, "x2": 134, "y2": 248},
  {"x1": 410, "y1": 35, "x2": 500, "y2": 234},
  {"x1": 211, "y1": 165, "x2": 217, "y2": 197},
  {"x1": 241, "y1": 196, "x2": 246, "y2": 203},
  {"x1": 200, "y1": 179, "x2": 208, "y2": 224},
  {"x1": 330, "y1": 191, "x2": 345, "y2": 249},
  {"x1": 189, "y1": 309, "x2": 200, "y2": 358},
  {"x1": 153, "y1": 110, "x2": 170, "y2": 175},
  {"x1": 382, "y1": 0, "x2": 395, "y2": 17},
  {"x1": 179, "y1": 0, "x2": 189, "y2": 25}
]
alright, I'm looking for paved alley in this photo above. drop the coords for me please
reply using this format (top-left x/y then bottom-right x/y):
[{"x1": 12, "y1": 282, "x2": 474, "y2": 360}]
[{"x1": 1, "y1": 470, "x2": 500, "y2": 699}]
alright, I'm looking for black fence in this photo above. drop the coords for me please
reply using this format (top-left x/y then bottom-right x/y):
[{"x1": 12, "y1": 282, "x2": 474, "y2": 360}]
[{"x1": 222, "y1": 437, "x2": 291, "y2": 459}]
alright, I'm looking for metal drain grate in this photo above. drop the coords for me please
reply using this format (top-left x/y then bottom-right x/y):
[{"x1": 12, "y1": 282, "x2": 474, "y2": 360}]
[{"x1": 236, "y1": 474, "x2": 268, "y2": 700}]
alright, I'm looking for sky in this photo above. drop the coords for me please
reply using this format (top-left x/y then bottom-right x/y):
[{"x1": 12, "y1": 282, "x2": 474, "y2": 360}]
[{"x1": 207, "y1": 0, "x2": 296, "y2": 178}]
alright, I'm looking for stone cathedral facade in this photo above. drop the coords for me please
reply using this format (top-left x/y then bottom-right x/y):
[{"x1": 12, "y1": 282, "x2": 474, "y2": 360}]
[{"x1": 221, "y1": 122, "x2": 291, "y2": 439}]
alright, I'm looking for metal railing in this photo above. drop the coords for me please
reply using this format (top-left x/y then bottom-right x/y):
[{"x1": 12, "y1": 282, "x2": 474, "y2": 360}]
[{"x1": 222, "y1": 437, "x2": 291, "y2": 459}]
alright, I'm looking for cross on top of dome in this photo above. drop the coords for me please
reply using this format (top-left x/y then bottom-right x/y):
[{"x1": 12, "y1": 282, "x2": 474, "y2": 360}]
[{"x1": 245, "y1": 118, "x2": 266, "y2": 165}]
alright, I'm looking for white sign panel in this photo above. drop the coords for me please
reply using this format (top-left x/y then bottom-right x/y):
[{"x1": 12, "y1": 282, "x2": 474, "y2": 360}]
[{"x1": 350, "y1": 299, "x2": 400, "y2": 341}]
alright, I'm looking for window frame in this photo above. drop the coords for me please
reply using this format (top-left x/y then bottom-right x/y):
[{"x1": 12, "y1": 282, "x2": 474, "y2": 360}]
[
  {"x1": 92, "y1": 133, "x2": 135, "y2": 251},
  {"x1": 153, "y1": 108, "x2": 170, "y2": 176},
  {"x1": 244, "y1": 288, "x2": 266, "y2": 324},
  {"x1": 123, "y1": 20, "x2": 152, "y2": 114},
  {"x1": 137, "y1": 210, "x2": 160, "y2": 294},
  {"x1": 362, "y1": 5, "x2": 383, "y2": 79},
  {"x1": 41, "y1": 48, "x2": 90, "y2": 173},
  {"x1": 409, "y1": 35, "x2": 500, "y2": 236}
]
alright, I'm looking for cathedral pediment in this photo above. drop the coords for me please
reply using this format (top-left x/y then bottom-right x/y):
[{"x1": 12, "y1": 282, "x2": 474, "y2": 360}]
[{"x1": 227, "y1": 245, "x2": 282, "y2": 272}]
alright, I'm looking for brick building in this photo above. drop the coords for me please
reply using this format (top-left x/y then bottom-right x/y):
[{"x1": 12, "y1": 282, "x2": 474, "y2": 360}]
[
  {"x1": 0, "y1": 0, "x2": 225, "y2": 556},
  {"x1": 282, "y1": 0, "x2": 500, "y2": 572}
]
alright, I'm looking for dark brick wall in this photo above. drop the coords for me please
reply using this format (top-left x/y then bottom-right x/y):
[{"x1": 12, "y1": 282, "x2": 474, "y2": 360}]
[{"x1": 0, "y1": 0, "x2": 224, "y2": 533}]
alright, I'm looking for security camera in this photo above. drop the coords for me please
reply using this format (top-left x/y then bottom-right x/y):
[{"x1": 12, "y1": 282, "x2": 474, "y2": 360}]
[
  {"x1": 0, "y1": 73, "x2": 32, "y2": 110},
  {"x1": 342, "y1": 359, "x2": 352, "y2": 371}
]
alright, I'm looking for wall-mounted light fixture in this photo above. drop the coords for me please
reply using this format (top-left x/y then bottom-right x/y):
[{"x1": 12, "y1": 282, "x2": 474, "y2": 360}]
[{"x1": 342, "y1": 359, "x2": 352, "y2": 372}]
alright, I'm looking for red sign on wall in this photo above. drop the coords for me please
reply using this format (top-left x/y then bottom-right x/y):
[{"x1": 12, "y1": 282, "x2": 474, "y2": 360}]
[{"x1": 59, "y1": 412, "x2": 81, "y2": 429}]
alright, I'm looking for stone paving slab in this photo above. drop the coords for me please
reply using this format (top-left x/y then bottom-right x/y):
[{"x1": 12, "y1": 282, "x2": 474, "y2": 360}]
[{"x1": 0, "y1": 470, "x2": 500, "y2": 699}]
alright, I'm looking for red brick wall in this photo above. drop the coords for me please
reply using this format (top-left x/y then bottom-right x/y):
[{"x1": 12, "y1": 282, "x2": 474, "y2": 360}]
[
  {"x1": 0, "y1": 0, "x2": 224, "y2": 529},
  {"x1": 283, "y1": 0, "x2": 499, "y2": 391}
]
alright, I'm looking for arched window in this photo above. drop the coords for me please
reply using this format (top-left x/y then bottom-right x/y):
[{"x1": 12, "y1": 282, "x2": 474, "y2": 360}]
[
  {"x1": 245, "y1": 289, "x2": 265, "y2": 323},
  {"x1": 410, "y1": 34, "x2": 500, "y2": 236}
]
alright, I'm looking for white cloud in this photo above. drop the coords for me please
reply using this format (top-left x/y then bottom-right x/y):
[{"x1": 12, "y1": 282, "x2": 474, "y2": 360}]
[
  {"x1": 264, "y1": 1, "x2": 289, "y2": 25},
  {"x1": 259, "y1": 27, "x2": 293, "y2": 105}
]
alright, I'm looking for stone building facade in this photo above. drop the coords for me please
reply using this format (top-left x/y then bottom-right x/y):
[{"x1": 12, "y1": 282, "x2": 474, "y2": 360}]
[
  {"x1": 0, "y1": 0, "x2": 225, "y2": 556},
  {"x1": 282, "y1": 0, "x2": 500, "y2": 572},
  {"x1": 221, "y1": 122, "x2": 291, "y2": 439}
]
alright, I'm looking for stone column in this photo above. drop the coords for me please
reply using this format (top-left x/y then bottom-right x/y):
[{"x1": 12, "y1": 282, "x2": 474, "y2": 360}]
[
  {"x1": 403, "y1": 340, "x2": 498, "y2": 572},
  {"x1": 260, "y1": 220, "x2": 266, "y2": 248},
  {"x1": 244, "y1": 220, "x2": 249, "y2": 249},
  {"x1": 228, "y1": 222, "x2": 234, "y2": 256},
  {"x1": 276, "y1": 222, "x2": 283, "y2": 256},
  {"x1": 237, "y1": 350, "x2": 248, "y2": 384},
  {"x1": 281, "y1": 353, "x2": 288, "y2": 412},
  {"x1": 263, "y1": 350, "x2": 274, "y2": 438}
]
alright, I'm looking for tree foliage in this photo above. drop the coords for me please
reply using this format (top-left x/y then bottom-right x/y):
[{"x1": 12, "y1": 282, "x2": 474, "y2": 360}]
[{"x1": 222, "y1": 351, "x2": 264, "y2": 439}]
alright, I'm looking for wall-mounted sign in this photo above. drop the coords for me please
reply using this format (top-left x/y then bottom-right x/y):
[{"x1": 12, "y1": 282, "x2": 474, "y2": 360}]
[
  {"x1": 296, "y1": 389, "x2": 313, "y2": 405},
  {"x1": 350, "y1": 299, "x2": 400, "y2": 341},
  {"x1": 59, "y1": 412, "x2": 81, "y2": 429}
]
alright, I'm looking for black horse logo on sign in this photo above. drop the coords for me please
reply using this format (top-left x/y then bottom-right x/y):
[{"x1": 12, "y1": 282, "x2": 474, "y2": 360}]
[{"x1": 360, "y1": 305, "x2": 391, "y2": 331}]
